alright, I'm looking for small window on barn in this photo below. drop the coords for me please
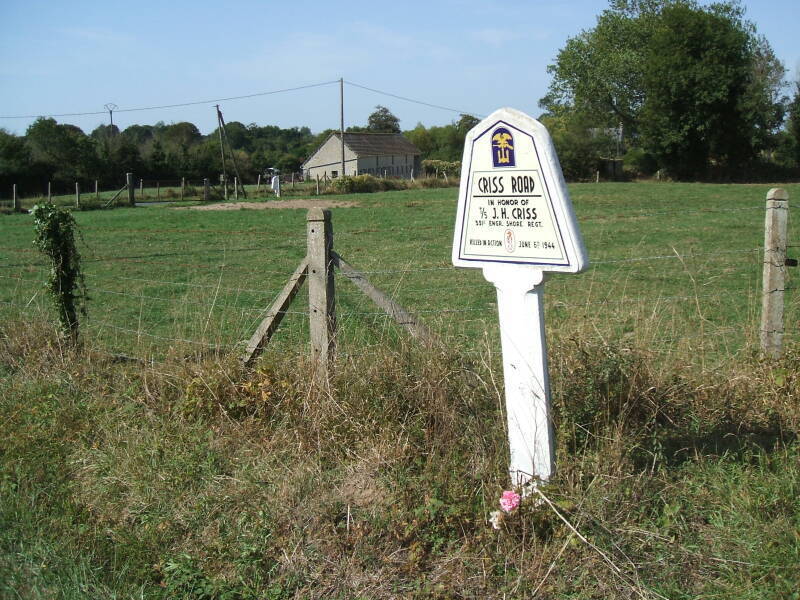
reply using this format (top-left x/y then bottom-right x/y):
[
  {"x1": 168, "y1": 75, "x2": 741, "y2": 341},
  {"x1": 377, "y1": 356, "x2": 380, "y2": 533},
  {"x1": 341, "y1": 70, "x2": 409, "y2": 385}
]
[{"x1": 331, "y1": 171, "x2": 338, "y2": 179}]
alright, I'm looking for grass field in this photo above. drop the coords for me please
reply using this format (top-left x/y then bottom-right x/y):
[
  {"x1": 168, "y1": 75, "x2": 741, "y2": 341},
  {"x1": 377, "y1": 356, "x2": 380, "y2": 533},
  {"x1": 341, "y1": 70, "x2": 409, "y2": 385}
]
[
  {"x1": 1, "y1": 182, "x2": 800, "y2": 598},
  {"x1": 2, "y1": 181, "x2": 799, "y2": 364}
]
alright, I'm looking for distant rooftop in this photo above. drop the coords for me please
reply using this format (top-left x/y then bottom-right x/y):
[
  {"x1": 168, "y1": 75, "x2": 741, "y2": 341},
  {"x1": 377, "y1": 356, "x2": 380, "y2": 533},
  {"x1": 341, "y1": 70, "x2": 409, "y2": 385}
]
[{"x1": 335, "y1": 132, "x2": 420, "y2": 156}]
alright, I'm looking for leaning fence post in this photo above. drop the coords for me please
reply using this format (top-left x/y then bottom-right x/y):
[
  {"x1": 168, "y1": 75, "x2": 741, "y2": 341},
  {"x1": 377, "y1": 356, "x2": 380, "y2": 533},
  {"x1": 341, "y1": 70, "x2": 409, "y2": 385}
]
[
  {"x1": 126, "y1": 173, "x2": 135, "y2": 206},
  {"x1": 761, "y1": 187, "x2": 790, "y2": 358},
  {"x1": 307, "y1": 208, "x2": 336, "y2": 379}
]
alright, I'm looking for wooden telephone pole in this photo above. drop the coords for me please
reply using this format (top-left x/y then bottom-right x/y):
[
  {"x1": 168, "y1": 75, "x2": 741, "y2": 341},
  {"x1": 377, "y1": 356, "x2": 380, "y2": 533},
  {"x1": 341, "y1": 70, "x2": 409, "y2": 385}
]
[{"x1": 215, "y1": 105, "x2": 247, "y2": 200}]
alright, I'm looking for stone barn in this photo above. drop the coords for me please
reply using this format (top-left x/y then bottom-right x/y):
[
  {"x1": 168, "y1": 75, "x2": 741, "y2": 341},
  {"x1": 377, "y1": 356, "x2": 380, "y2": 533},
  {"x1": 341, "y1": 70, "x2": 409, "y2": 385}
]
[{"x1": 302, "y1": 132, "x2": 421, "y2": 180}]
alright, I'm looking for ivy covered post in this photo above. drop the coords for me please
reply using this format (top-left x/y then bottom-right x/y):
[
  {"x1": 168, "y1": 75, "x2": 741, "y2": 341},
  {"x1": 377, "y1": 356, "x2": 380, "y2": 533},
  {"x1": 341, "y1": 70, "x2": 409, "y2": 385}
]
[{"x1": 32, "y1": 202, "x2": 87, "y2": 345}]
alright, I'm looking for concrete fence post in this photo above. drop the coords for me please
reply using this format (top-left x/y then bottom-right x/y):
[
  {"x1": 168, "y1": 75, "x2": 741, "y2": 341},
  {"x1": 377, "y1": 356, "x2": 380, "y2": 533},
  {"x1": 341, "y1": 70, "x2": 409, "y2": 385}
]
[{"x1": 761, "y1": 188, "x2": 790, "y2": 358}]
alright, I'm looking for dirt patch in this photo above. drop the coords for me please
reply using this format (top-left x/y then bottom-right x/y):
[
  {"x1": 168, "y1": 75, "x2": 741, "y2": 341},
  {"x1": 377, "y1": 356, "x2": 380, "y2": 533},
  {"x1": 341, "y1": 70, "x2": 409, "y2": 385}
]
[{"x1": 177, "y1": 199, "x2": 358, "y2": 211}]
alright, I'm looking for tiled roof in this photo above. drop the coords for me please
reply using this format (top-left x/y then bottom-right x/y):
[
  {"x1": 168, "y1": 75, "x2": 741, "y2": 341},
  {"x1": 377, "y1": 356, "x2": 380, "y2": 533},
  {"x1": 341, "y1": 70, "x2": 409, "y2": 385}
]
[{"x1": 339, "y1": 132, "x2": 420, "y2": 156}]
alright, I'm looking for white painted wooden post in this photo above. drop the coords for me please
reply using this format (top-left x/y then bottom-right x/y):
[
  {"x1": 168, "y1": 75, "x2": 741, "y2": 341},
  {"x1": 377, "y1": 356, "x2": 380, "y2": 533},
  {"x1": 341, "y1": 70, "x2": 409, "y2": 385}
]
[
  {"x1": 256, "y1": 173, "x2": 261, "y2": 194},
  {"x1": 307, "y1": 208, "x2": 336, "y2": 379},
  {"x1": 234, "y1": 177, "x2": 239, "y2": 201},
  {"x1": 12, "y1": 184, "x2": 19, "y2": 212},
  {"x1": 483, "y1": 266, "x2": 554, "y2": 484},
  {"x1": 75, "y1": 182, "x2": 80, "y2": 208},
  {"x1": 761, "y1": 188, "x2": 789, "y2": 358}
]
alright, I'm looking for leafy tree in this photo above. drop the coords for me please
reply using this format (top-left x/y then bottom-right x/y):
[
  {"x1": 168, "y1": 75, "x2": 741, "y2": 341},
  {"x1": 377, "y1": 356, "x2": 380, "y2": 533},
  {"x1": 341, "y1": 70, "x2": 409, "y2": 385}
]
[
  {"x1": 0, "y1": 129, "x2": 33, "y2": 187},
  {"x1": 367, "y1": 106, "x2": 401, "y2": 133},
  {"x1": 541, "y1": 0, "x2": 787, "y2": 179},
  {"x1": 25, "y1": 118, "x2": 98, "y2": 184},
  {"x1": 121, "y1": 124, "x2": 155, "y2": 146},
  {"x1": 456, "y1": 114, "x2": 480, "y2": 134},
  {"x1": 641, "y1": 3, "x2": 754, "y2": 178},
  {"x1": 160, "y1": 122, "x2": 202, "y2": 150},
  {"x1": 540, "y1": 1, "x2": 657, "y2": 134},
  {"x1": 787, "y1": 80, "x2": 800, "y2": 164}
]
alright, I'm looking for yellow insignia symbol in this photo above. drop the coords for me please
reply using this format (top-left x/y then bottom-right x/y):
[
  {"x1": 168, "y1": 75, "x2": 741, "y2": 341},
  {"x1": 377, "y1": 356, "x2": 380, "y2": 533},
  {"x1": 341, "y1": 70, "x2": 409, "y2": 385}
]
[{"x1": 492, "y1": 128, "x2": 515, "y2": 166}]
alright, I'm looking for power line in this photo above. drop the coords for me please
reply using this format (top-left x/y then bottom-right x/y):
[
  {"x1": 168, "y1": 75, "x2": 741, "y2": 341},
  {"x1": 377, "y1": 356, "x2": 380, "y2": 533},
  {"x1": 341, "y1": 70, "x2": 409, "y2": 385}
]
[
  {"x1": 0, "y1": 80, "x2": 340, "y2": 120},
  {"x1": 344, "y1": 80, "x2": 484, "y2": 118}
]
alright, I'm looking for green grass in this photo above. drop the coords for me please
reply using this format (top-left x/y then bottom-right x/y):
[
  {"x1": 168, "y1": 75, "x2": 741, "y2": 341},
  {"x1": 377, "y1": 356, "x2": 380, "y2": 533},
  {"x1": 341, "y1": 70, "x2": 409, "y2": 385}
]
[
  {"x1": 2, "y1": 181, "x2": 800, "y2": 598},
  {"x1": 2, "y1": 181, "x2": 799, "y2": 365}
]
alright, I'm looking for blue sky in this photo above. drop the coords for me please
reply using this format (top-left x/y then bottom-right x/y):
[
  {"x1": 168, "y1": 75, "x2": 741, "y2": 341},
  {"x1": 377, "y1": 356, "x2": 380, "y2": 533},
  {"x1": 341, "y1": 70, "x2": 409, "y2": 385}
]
[{"x1": 1, "y1": 0, "x2": 798, "y2": 136}]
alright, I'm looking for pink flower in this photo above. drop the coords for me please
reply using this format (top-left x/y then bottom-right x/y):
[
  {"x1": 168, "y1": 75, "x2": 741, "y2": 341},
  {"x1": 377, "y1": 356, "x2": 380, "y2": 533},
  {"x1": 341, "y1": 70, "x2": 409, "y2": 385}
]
[{"x1": 499, "y1": 490, "x2": 521, "y2": 513}]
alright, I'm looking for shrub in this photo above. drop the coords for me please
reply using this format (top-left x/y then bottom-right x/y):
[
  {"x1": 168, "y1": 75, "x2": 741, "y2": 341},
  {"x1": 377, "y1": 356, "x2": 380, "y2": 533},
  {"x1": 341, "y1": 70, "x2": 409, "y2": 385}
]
[{"x1": 623, "y1": 147, "x2": 659, "y2": 177}]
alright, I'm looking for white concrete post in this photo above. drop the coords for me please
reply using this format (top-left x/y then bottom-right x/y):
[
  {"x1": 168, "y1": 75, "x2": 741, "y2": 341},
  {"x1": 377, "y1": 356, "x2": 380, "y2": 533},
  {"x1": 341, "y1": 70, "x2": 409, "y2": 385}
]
[{"x1": 483, "y1": 265, "x2": 554, "y2": 485}]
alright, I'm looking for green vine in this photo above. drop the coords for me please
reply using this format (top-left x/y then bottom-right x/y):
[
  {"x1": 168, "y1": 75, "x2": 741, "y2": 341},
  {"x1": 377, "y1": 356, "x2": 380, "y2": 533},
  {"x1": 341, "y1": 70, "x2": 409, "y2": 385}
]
[{"x1": 32, "y1": 202, "x2": 87, "y2": 343}]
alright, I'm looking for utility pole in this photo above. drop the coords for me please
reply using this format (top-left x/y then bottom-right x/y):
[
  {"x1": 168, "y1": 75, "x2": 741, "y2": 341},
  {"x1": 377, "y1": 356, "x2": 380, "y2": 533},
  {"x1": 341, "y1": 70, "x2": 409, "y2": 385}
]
[
  {"x1": 340, "y1": 78, "x2": 345, "y2": 177},
  {"x1": 215, "y1": 105, "x2": 247, "y2": 199},
  {"x1": 104, "y1": 103, "x2": 117, "y2": 132},
  {"x1": 215, "y1": 105, "x2": 228, "y2": 199}
]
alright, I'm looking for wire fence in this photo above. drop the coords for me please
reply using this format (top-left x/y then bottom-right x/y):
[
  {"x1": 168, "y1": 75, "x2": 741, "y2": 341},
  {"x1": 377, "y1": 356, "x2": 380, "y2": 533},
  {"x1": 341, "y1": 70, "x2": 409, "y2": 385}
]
[{"x1": 0, "y1": 196, "x2": 796, "y2": 368}]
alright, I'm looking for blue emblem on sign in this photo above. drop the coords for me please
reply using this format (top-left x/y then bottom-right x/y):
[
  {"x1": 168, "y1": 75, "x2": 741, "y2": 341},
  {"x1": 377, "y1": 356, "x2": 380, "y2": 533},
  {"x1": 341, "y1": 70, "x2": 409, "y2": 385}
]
[{"x1": 491, "y1": 127, "x2": 515, "y2": 167}]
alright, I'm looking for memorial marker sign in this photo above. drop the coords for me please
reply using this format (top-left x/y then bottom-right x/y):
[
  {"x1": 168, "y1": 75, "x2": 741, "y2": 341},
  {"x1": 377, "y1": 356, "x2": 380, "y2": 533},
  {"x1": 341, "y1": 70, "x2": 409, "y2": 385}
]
[{"x1": 452, "y1": 107, "x2": 588, "y2": 487}]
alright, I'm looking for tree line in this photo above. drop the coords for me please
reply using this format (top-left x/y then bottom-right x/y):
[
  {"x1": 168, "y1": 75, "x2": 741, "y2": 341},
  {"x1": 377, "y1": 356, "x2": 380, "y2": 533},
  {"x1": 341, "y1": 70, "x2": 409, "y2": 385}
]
[{"x1": 0, "y1": 105, "x2": 477, "y2": 196}]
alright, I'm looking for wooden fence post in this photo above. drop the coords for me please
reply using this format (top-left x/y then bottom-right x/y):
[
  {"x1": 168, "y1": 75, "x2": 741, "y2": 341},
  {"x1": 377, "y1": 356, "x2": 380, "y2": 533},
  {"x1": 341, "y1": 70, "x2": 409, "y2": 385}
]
[
  {"x1": 181, "y1": 177, "x2": 185, "y2": 201},
  {"x1": 12, "y1": 184, "x2": 20, "y2": 212},
  {"x1": 203, "y1": 178, "x2": 210, "y2": 202},
  {"x1": 75, "y1": 182, "x2": 80, "y2": 208},
  {"x1": 47, "y1": 181, "x2": 51, "y2": 202},
  {"x1": 761, "y1": 188, "x2": 790, "y2": 358},
  {"x1": 139, "y1": 178, "x2": 143, "y2": 200},
  {"x1": 291, "y1": 173, "x2": 295, "y2": 189},
  {"x1": 316, "y1": 174, "x2": 320, "y2": 195},
  {"x1": 94, "y1": 180, "x2": 99, "y2": 201},
  {"x1": 127, "y1": 173, "x2": 135, "y2": 206},
  {"x1": 234, "y1": 177, "x2": 239, "y2": 201},
  {"x1": 307, "y1": 208, "x2": 336, "y2": 379}
]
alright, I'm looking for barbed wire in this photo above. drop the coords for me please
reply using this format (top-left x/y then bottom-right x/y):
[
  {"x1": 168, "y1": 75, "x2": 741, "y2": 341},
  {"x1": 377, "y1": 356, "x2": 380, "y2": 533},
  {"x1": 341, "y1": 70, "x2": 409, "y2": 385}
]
[
  {"x1": 577, "y1": 204, "x2": 766, "y2": 222},
  {"x1": 86, "y1": 321, "x2": 235, "y2": 350},
  {"x1": 89, "y1": 274, "x2": 278, "y2": 296}
]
